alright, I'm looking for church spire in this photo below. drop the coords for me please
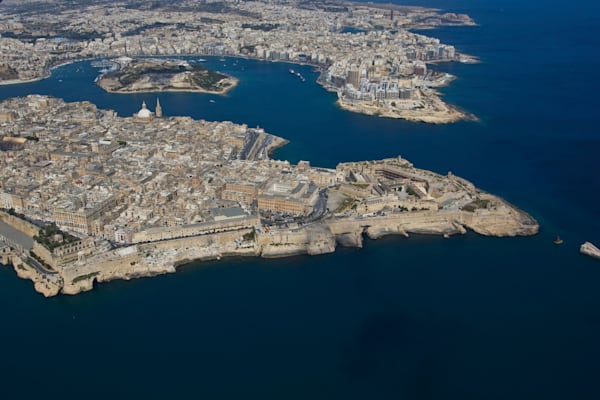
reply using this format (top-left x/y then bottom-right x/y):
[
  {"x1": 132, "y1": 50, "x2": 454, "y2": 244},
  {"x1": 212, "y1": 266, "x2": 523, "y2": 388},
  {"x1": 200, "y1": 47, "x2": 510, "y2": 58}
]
[{"x1": 155, "y1": 98, "x2": 162, "y2": 118}]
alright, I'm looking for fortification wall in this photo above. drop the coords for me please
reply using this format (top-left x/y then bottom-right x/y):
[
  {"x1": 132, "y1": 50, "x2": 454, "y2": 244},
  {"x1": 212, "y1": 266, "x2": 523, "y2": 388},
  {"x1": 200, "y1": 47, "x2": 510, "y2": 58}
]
[{"x1": 0, "y1": 211, "x2": 39, "y2": 237}]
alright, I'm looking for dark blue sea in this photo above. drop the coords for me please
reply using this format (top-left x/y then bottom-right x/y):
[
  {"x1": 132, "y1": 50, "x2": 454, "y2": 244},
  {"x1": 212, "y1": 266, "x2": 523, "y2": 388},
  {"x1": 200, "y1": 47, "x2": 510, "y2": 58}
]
[{"x1": 1, "y1": 1, "x2": 599, "y2": 398}]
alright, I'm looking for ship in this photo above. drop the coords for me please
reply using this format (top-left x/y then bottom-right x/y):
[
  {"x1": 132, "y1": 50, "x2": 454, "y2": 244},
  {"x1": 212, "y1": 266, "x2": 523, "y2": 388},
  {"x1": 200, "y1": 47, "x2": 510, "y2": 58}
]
[
  {"x1": 289, "y1": 68, "x2": 305, "y2": 82},
  {"x1": 554, "y1": 236, "x2": 564, "y2": 245}
]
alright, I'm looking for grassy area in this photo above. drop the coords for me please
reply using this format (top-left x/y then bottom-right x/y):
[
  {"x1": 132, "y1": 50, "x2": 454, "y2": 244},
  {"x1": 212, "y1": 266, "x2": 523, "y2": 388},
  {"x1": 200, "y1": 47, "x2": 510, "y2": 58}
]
[
  {"x1": 351, "y1": 183, "x2": 370, "y2": 189},
  {"x1": 191, "y1": 69, "x2": 230, "y2": 91},
  {"x1": 107, "y1": 59, "x2": 231, "y2": 92},
  {"x1": 242, "y1": 229, "x2": 256, "y2": 242},
  {"x1": 406, "y1": 187, "x2": 417, "y2": 196},
  {"x1": 33, "y1": 223, "x2": 79, "y2": 252},
  {"x1": 334, "y1": 198, "x2": 357, "y2": 213},
  {"x1": 30, "y1": 251, "x2": 54, "y2": 270}
]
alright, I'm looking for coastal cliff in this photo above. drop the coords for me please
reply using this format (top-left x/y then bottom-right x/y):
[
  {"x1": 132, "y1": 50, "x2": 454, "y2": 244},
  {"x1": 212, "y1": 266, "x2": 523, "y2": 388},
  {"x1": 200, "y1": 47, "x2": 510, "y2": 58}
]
[
  {"x1": 259, "y1": 225, "x2": 337, "y2": 258},
  {"x1": 4, "y1": 255, "x2": 62, "y2": 297},
  {"x1": 2, "y1": 199, "x2": 538, "y2": 297},
  {"x1": 0, "y1": 179, "x2": 538, "y2": 297}
]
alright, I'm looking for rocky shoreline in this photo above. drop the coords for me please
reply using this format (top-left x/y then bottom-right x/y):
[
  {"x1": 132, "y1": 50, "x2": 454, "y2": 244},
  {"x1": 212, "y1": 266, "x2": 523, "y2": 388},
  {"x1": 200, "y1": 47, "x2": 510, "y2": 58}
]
[
  {"x1": 1, "y1": 190, "x2": 538, "y2": 297},
  {"x1": 336, "y1": 97, "x2": 470, "y2": 124},
  {"x1": 580, "y1": 242, "x2": 600, "y2": 261}
]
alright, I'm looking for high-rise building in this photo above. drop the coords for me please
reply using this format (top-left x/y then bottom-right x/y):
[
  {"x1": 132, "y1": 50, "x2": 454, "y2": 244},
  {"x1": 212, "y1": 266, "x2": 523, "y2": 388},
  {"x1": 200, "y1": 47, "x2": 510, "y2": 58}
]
[{"x1": 347, "y1": 69, "x2": 360, "y2": 88}]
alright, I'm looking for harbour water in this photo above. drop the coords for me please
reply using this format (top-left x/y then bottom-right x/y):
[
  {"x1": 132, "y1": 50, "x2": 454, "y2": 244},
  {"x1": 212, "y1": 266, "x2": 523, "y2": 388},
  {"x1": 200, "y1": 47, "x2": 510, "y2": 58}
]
[{"x1": 1, "y1": 1, "x2": 599, "y2": 398}]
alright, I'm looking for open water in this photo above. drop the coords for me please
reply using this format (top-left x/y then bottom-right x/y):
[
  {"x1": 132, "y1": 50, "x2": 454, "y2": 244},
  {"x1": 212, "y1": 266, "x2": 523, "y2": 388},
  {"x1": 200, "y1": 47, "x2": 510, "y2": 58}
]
[{"x1": 1, "y1": 1, "x2": 599, "y2": 398}]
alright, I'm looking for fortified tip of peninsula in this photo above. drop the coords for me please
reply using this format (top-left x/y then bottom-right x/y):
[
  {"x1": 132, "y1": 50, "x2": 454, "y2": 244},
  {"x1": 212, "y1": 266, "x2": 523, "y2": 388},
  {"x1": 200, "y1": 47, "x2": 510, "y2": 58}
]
[{"x1": 0, "y1": 96, "x2": 537, "y2": 297}]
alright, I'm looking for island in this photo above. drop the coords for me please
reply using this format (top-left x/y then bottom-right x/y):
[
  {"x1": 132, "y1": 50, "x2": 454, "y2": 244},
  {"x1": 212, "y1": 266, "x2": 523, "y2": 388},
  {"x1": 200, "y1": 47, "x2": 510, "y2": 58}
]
[
  {"x1": 0, "y1": 0, "x2": 477, "y2": 123},
  {"x1": 97, "y1": 57, "x2": 238, "y2": 94},
  {"x1": 0, "y1": 96, "x2": 538, "y2": 297}
]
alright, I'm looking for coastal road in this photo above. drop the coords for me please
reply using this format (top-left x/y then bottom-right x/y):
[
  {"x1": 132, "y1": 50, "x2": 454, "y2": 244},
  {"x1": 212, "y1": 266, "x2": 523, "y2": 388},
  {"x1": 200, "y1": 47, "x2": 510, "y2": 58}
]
[{"x1": 26, "y1": 254, "x2": 58, "y2": 275}]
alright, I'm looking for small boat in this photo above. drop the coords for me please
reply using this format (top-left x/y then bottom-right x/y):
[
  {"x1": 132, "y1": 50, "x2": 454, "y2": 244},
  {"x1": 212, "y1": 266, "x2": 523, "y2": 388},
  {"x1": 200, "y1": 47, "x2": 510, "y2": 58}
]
[
  {"x1": 209, "y1": 99, "x2": 216, "y2": 103},
  {"x1": 554, "y1": 236, "x2": 564, "y2": 245},
  {"x1": 289, "y1": 68, "x2": 295, "y2": 74}
]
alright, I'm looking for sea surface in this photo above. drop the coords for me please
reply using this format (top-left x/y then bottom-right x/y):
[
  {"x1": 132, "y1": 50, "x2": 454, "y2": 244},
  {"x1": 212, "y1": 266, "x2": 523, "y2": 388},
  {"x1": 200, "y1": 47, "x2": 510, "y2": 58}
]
[{"x1": 1, "y1": 1, "x2": 600, "y2": 398}]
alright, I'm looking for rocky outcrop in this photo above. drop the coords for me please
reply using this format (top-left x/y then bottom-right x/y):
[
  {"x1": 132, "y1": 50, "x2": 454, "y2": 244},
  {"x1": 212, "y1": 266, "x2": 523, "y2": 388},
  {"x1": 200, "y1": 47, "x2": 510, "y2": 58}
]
[
  {"x1": 259, "y1": 225, "x2": 336, "y2": 258},
  {"x1": 9, "y1": 256, "x2": 61, "y2": 297},
  {"x1": 458, "y1": 199, "x2": 539, "y2": 237},
  {"x1": 580, "y1": 242, "x2": 600, "y2": 260},
  {"x1": 335, "y1": 231, "x2": 364, "y2": 248},
  {"x1": 60, "y1": 230, "x2": 259, "y2": 295},
  {"x1": 1, "y1": 186, "x2": 540, "y2": 298}
]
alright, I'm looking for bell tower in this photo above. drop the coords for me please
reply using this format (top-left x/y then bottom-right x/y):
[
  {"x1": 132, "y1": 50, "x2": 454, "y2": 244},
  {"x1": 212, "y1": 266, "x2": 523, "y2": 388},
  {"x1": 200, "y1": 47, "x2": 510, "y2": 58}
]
[{"x1": 155, "y1": 98, "x2": 163, "y2": 118}]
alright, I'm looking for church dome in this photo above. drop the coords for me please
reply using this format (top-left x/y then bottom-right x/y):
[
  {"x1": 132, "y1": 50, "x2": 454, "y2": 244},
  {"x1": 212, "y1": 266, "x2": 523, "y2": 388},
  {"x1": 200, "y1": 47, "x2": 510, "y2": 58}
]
[{"x1": 137, "y1": 101, "x2": 152, "y2": 119}]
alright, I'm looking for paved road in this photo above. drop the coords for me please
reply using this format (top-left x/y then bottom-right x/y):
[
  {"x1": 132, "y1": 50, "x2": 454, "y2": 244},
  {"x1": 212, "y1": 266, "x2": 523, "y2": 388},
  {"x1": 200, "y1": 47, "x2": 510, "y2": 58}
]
[{"x1": 26, "y1": 254, "x2": 58, "y2": 275}]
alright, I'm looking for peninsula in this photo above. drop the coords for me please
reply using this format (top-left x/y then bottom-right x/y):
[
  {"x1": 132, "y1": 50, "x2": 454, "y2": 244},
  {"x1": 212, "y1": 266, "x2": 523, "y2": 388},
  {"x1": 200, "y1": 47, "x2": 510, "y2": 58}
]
[
  {"x1": 0, "y1": 0, "x2": 477, "y2": 123},
  {"x1": 97, "y1": 58, "x2": 238, "y2": 94},
  {"x1": 0, "y1": 96, "x2": 538, "y2": 297}
]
